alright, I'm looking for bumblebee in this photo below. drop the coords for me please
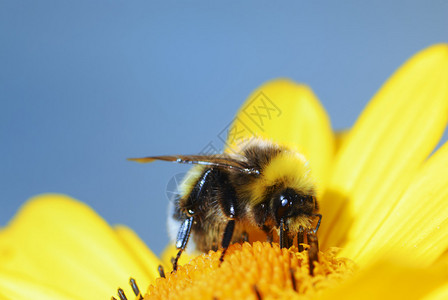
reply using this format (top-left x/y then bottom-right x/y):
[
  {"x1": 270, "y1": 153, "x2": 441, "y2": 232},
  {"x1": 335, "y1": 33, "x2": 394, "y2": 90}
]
[
  {"x1": 129, "y1": 137, "x2": 321, "y2": 271},
  {"x1": 130, "y1": 80, "x2": 329, "y2": 273}
]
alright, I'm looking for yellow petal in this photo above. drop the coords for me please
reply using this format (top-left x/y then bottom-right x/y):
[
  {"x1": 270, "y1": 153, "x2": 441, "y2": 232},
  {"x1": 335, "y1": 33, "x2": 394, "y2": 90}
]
[
  {"x1": 334, "y1": 129, "x2": 350, "y2": 155},
  {"x1": 0, "y1": 229, "x2": 32, "y2": 275},
  {"x1": 114, "y1": 225, "x2": 163, "y2": 281},
  {"x1": 320, "y1": 258, "x2": 448, "y2": 300},
  {"x1": 423, "y1": 283, "x2": 448, "y2": 300},
  {"x1": 0, "y1": 271, "x2": 80, "y2": 300},
  {"x1": 225, "y1": 79, "x2": 334, "y2": 195},
  {"x1": 0, "y1": 194, "x2": 156, "y2": 299},
  {"x1": 346, "y1": 140, "x2": 448, "y2": 265},
  {"x1": 320, "y1": 44, "x2": 448, "y2": 250}
]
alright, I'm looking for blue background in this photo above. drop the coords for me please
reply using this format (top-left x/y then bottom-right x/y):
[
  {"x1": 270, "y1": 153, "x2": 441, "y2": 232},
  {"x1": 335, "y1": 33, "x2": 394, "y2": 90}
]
[{"x1": 1, "y1": 1, "x2": 447, "y2": 255}]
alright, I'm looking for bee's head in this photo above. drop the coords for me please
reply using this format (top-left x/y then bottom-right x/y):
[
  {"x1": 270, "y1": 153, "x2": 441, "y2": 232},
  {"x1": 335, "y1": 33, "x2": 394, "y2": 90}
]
[{"x1": 272, "y1": 188, "x2": 316, "y2": 229}]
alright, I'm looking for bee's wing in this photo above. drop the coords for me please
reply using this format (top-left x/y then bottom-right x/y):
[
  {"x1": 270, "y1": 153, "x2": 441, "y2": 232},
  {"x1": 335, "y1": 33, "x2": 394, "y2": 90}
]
[{"x1": 128, "y1": 155, "x2": 260, "y2": 175}]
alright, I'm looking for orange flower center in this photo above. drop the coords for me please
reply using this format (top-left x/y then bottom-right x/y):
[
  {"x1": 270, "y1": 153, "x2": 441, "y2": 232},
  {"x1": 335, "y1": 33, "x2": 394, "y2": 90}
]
[{"x1": 145, "y1": 242, "x2": 357, "y2": 299}]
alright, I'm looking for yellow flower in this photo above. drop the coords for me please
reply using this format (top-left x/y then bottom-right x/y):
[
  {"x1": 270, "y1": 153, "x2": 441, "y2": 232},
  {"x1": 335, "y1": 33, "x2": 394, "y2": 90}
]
[
  {"x1": 1, "y1": 44, "x2": 448, "y2": 299},
  {"x1": 0, "y1": 195, "x2": 162, "y2": 299}
]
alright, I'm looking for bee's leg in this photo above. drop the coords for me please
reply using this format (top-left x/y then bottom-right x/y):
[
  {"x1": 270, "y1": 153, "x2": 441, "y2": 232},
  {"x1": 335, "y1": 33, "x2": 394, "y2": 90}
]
[
  {"x1": 219, "y1": 219, "x2": 235, "y2": 263},
  {"x1": 173, "y1": 216, "x2": 194, "y2": 272},
  {"x1": 297, "y1": 226, "x2": 305, "y2": 252},
  {"x1": 171, "y1": 169, "x2": 214, "y2": 270},
  {"x1": 240, "y1": 231, "x2": 249, "y2": 243},
  {"x1": 219, "y1": 179, "x2": 237, "y2": 263},
  {"x1": 307, "y1": 230, "x2": 319, "y2": 276},
  {"x1": 279, "y1": 219, "x2": 286, "y2": 248},
  {"x1": 266, "y1": 232, "x2": 273, "y2": 244},
  {"x1": 279, "y1": 218, "x2": 294, "y2": 249},
  {"x1": 262, "y1": 225, "x2": 273, "y2": 244}
]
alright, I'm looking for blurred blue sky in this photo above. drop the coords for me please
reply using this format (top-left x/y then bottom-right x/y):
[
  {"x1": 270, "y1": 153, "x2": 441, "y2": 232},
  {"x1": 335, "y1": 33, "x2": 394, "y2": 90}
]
[{"x1": 1, "y1": 1, "x2": 447, "y2": 254}]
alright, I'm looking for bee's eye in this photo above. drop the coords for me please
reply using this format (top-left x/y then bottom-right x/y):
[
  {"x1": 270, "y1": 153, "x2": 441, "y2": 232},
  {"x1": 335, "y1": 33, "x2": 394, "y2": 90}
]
[
  {"x1": 276, "y1": 194, "x2": 293, "y2": 218},
  {"x1": 274, "y1": 188, "x2": 297, "y2": 220},
  {"x1": 280, "y1": 196, "x2": 289, "y2": 207},
  {"x1": 274, "y1": 188, "x2": 315, "y2": 222}
]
